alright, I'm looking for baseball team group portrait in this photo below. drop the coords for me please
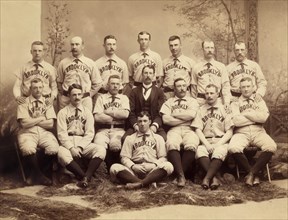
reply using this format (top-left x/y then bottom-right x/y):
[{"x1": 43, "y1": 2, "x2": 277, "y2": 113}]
[{"x1": 0, "y1": 0, "x2": 287, "y2": 219}]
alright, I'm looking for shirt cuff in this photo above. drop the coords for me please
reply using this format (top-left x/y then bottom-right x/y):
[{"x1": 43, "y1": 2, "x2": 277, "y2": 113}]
[{"x1": 152, "y1": 122, "x2": 159, "y2": 129}]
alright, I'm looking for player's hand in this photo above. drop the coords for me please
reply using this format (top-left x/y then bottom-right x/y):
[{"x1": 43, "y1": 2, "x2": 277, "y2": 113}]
[
  {"x1": 150, "y1": 125, "x2": 157, "y2": 133},
  {"x1": 132, "y1": 164, "x2": 146, "y2": 176},
  {"x1": 205, "y1": 143, "x2": 214, "y2": 154},
  {"x1": 70, "y1": 147, "x2": 82, "y2": 159},
  {"x1": 141, "y1": 163, "x2": 157, "y2": 172},
  {"x1": 45, "y1": 97, "x2": 54, "y2": 106},
  {"x1": 16, "y1": 96, "x2": 26, "y2": 105}
]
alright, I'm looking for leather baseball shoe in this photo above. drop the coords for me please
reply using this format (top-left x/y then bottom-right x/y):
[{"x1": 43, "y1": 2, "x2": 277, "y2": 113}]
[
  {"x1": 253, "y1": 176, "x2": 260, "y2": 186},
  {"x1": 201, "y1": 178, "x2": 210, "y2": 190},
  {"x1": 245, "y1": 172, "x2": 254, "y2": 187},
  {"x1": 177, "y1": 174, "x2": 186, "y2": 187}
]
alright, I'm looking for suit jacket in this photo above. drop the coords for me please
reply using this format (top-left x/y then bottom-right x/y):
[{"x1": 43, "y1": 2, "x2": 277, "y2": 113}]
[{"x1": 128, "y1": 84, "x2": 165, "y2": 128}]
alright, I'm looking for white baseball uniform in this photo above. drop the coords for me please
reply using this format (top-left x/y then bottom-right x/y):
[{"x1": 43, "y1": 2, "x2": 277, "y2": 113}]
[
  {"x1": 57, "y1": 55, "x2": 103, "y2": 111},
  {"x1": 191, "y1": 59, "x2": 230, "y2": 105},
  {"x1": 227, "y1": 58, "x2": 267, "y2": 101},
  {"x1": 160, "y1": 95, "x2": 200, "y2": 151},
  {"x1": 95, "y1": 55, "x2": 129, "y2": 91},
  {"x1": 162, "y1": 55, "x2": 195, "y2": 99},
  {"x1": 17, "y1": 95, "x2": 59, "y2": 156},
  {"x1": 191, "y1": 102, "x2": 234, "y2": 161},
  {"x1": 57, "y1": 104, "x2": 103, "y2": 166},
  {"x1": 93, "y1": 93, "x2": 130, "y2": 156},
  {"x1": 127, "y1": 49, "x2": 163, "y2": 84},
  {"x1": 13, "y1": 60, "x2": 57, "y2": 99},
  {"x1": 228, "y1": 94, "x2": 277, "y2": 153},
  {"x1": 110, "y1": 131, "x2": 174, "y2": 181}
]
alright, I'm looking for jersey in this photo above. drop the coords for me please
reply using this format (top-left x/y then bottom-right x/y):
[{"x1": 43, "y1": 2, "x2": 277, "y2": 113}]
[
  {"x1": 14, "y1": 60, "x2": 57, "y2": 98},
  {"x1": 57, "y1": 55, "x2": 102, "y2": 94},
  {"x1": 191, "y1": 59, "x2": 230, "y2": 103},
  {"x1": 127, "y1": 49, "x2": 163, "y2": 83},
  {"x1": 57, "y1": 104, "x2": 95, "y2": 150},
  {"x1": 95, "y1": 55, "x2": 129, "y2": 90},
  {"x1": 93, "y1": 93, "x2": 130, "y2": 125},
  {"x1": 227, "y1": 58, "x2": 267, "y2": 96},
  {"x1": 191, "y1": 102, "x2": 233, "y2": 138},
  {"x1": 162, "y1": 54, "x2": 195, "y2": 88}
]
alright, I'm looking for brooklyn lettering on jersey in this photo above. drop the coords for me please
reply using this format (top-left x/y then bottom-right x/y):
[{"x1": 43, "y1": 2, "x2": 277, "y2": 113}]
[
  {"x1": 198, "y1": 68, "x2": 221, "y2": 77},
  {"x1": 171, "y1": 104, "x2": 188, "y2": 112},
  {"x1": 164, "y1": 63, "x2": 188, "y2": 72},
  {"x1": 23, "y1": 69, "x2": 49, "y2": 79},
  {"x1": 64, "y1": 63, "x2": 90, "y2": 74},
  {"x1": 99, "y1": 65, "x2": 123, "y2": 74},
  {"x1": 202, "y1": 112, "x2": 225, "y2": 123},
  {"x1": 134, "y1": 59, "x2": 156, "y2": 69},
  {"x1": 103, "y1": 101, "x2": 121, "y2": 110},
  {"x1": 132, "y1": 140, "x2": 156, "y2": 151},
  {"x1": 239, "y1": 103, "x2": 260, "y2": 112},
  {"x1": 230, "y1": 68, "x2": 256, "y2": 79},
  {"x1": 66, "y1": 115, "x2": 86, "y2": 125}
]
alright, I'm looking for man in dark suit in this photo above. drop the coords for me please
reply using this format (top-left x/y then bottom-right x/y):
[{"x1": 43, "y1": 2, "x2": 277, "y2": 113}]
[{"x1": 122, "y1": 65, "x2": 166, "y2": 143}]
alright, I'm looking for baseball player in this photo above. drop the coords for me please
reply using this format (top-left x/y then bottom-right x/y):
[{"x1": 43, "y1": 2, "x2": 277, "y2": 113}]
[
  {"x1": 191, "y1": 84, "x2": 234, "y2": 190},
  {"x1": 228, "y1": 77, "x2": 277, "y2": 186},
  {"x1": 191, "y1": 40, "x2": 231, "y2": 106},
  {"x1": 127, "y1": 31, "x2": 163, "y2": 88},
  {"x1": 110, "y1": 111, "x2": 174, "y2": 190},
  {"x1": 95, "y1": 35, "x2": 129, "y2": 96},
  {"x1": 17, "y1": 78, "x2": 59, "y2": 186},
  {"x1": 57, "y1": 36, "x2": 102, "y2": 111},
  {"x1": 160, "y1": 78, "x2": 199, "y2": 187},
  {"x1": 57, "y1": 83, "x2": 104, "y2": 188},
  {"x1": 162, "y1": 35, "x2": 195, "y2": 100},
  {"x1": 122, "y1": 64, "x2": 166, "y2": 143},
  {"x1": 13, "y1": 41, "x2": 57, "y2": 106},
  {"x1": 93, "y1": 75, "x2": 130, "y2": 171},
  {"x1": 227, "y1": 41, "x2": 267, "y2": 102}
]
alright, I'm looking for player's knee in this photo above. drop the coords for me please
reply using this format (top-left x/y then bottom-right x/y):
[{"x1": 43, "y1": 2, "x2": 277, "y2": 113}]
[
  {"x1": 109, "y1": 140, "x2": 122, "y2": 152},
  {"x1": 45, "y1": 145, "x2": 59, "y2": 155},
  {"x1": 262, "y1": 142, "x2": 277, "y2": 153},
  {"x1": 110, "y1": 163, "x2": 125, "y2": 178},
  {"x1": 166, "y1": 142, "x2": 180, "y2": 151},
  {"x1": 183, "y1": 144, "x2": 197, "y2": 151},
  {"x1": 92, "y1": 147, "x2": 106, "y2": 160},
  {"x1": 57, "y1": 147, "x2": 72, "y2": 166},
  {"x1": 160, "y1": 162, "x2": 174, "y2": 175}
]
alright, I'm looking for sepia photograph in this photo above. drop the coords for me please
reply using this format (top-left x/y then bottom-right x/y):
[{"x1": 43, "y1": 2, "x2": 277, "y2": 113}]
[{"x1": 0, "y1": 0, "x2": 287, "y2": 219}]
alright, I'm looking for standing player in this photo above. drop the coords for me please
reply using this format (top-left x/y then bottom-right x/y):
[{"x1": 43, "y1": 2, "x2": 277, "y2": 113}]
[
  {"x1": 227, "y1": 41, "x2": 267, "y2": 101},
  {"x1": 122, "y1": 65, "x2": 166, "y2": 143},
  {"x1": 228, "y1": 77, "x2": 277, "y2": 186},
  {"x1": 191, "y1": 40, "x2": 230, "y2": 106},
  {"x1": 191, "y1": 84, "x2": 233, "y2": 190},
  {"x1": 57, "y1": 36, "x2": 102, "y2": 111},
  {"x1": 110, "y1": 111, "x2": 174, "y2": 190},
  {"x1": 13, "y1": 41, "x2": 57, "y2": 106},
  {"x1": 160, "y1": 78, "x2": 199, "y2": 187},
  {"x1": 95, "y1": 35, "x2": 129, "y2": 95},
  {"x1": 57, "y1": 84, "x2": 104, "y2": 188},
  {"x1": 17, "y1": 78, "x2": 59, "y2": 185},
  {"x1": 93, "y1": 75, "x2": 130, "y2": 171},
  {"x1": 162, "y1": 35, "x2": 195, "y2": 100},
  {"x1": 127, "y1": 31, "x2": 163, "y2": 87}
]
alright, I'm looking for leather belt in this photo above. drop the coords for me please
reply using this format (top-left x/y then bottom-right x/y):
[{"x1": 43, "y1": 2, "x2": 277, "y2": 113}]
[{"x1": 68, "y1": 133, "x2": 84, "y2": 136}]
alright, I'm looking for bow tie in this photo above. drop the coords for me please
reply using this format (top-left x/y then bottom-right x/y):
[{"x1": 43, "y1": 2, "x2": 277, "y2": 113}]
[
  {"x1": 175, "y1": 98, "x2": 186, "y2": 105},
  {"x1": 206, "y1": 62, "x2": 212, "y2": 69},
  {"x1": 239, "y1": 62, "x2": 245, "y2": 70},
  {"x1": 246, "y1": 98, "x2": 253, "y2": 104},
  {"x1": 107, "y1": 59, "x2": 116, "y2": 70},
  {"x1": 74, "y1": 58, "x2": 81, "y2": 64},
  {"x1": 75, "y1": 108, "x2": 80, "y2": 117},
  {"x1": 34, "y1": 63, "x2": 42, "y2": 70},
  {"x1": 173, "y1": 58, "x2": 179, "y2": 66},
  {"x1": 34, "y1": 100, "x2": 40, "y2": 108},
  {"x1": 143, "y1": 85, "x2": 152, "y2": 96},
  {"x1": 208, "y1": 106, "x2": 217, "y2": 114},
  {"x1": 142, "y1": 53, "x2": 148, "y2": 58},
  {"x1": 141, "y1": 133, "x2": 150, "y2": 141},
  {"x1": 110, "y1": 95, "x2": 119, "y2": 103}
]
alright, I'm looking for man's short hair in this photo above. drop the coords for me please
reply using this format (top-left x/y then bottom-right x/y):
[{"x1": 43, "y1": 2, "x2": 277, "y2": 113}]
[
  {"x1": 240, "y1": 77, "x2": 253, "y2": 84},
  {"x1": 206, "y1": 84, "x2": 219, "y2": 93},
  {"x1": 31, "y1": 41, "x2": 44, "y2": 47},
  {"x1": 235, "y1": 40, "x2": 246, "y2": 47},
  {"x1": 104, "y1": 35, "x2": 117, "y2": 44},
  {"x1": 68, "y1": 83, "x2": 82, "y2": 95},
  {"x1": 169, "y1": 35, "x2": 181, "y2": 43},
  {"x1": 173, "y1": 78, "x2": 186, "y2": 87},
  {"x1": 108, "y1": 74, "x2": 121, "y2": 82},
  {"x1": 142, "y1": 64, "x2": 155, "y2": 74},
  {"x1": 138, "y1": 31, "x2": 151, "y2": 40},
  {"x1": 201, "y1": 40, "x2": 214, "y2": 49},
  {"x1": 137, "y1": 111, "x2": 151, "y2": 120},
  {"x1": 30, "y1": 78, "x2": 43, "y2": 88}
]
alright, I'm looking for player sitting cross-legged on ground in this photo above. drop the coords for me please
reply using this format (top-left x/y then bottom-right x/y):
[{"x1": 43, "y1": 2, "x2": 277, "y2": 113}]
[
  {"x1": 57, "y1": 83, "x2": 104, "y2": 188},
  {"x1": 17, "y1": 78, "x2": 59, "y2": 186},
  {"x1": 160, "y1": 78, "x2": 199, "y2": 187},
  {"x1": 191, "y1": 84, "x2": 234, "y2": 190},
  {"x1": 110, "y1": 111, "x2": 174, "y2": 190},
  {"x1": 228, "y1": 77, "x2": 277, "y2": 187},
  {"x1": 93, "y1": 75, "x2": 130, "y2": 171}
]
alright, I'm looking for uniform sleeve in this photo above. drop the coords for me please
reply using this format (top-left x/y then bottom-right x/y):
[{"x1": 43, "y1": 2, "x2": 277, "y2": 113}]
[
  {"x1": 56, "y1": 61, "x2": 64, "y2": 83},
  {"x1": 121, "y1": 95, "x2": 130, "y2": 111},
  {"x1": 155, "y1": 54, "x2": 163, "y2": 77},
  {"x1": 191, "y1": 65, "x2": 198, "y2": 86},
  {"x1": 159, "y1": 100, "x2": 172, "y2": 115},
  {"x1": 220, "y1": 65, "x2": 231, "y2": 104},
  {"x1": 93, "y1": 95, "x2": 105, "y2": 114},
  {"x1": 127, "y1": 56, "x2": 134, "y2": 77},
  {"x1": 90, "y1": 62, "x2": 103, "y2": 94},
  {"x1": 17, "y1": 102, "x2": 30, "y2": 120},
  {"x1": 122, "y1": 61, "x2": 129, "y2": 84},
  {"x1": 154, "y1": 135, "x2": 167, "y2": 165},
  {"x1": 120, "y1": 136, "x2": 135, "y2": 168},
  {"x1": 49, "y1": 66, "x2": 58, "y2": 99},
  {"x1": 13, "y1": 67, "x2": 23, "y2": 98},
  {"x1": 190, "y1": 110, "x2": 203, "y2": 130},
  {"x1": 187, "y1": 98, "x2": 199, "y2": 113},
  {"x1": 224, "y1": 112, "x2": 234, "y2": 132},
  {"x1": 57, "y1": 109, "x2": 74, "y2": 149},
  {"x1": 78, "y1": 110, "x2": 95, "y2": 149},
  {"x1": 45, "y1": 105, "x2": 57, "y2": 119},
  {"x1": 255, "y1": 63, "x2": 267, "y2": 97}
]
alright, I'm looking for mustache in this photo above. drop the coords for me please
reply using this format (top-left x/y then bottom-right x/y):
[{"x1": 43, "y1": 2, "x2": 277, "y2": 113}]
[{"x1": 75, "y1": 99, "x2": 81, "y2": 102}]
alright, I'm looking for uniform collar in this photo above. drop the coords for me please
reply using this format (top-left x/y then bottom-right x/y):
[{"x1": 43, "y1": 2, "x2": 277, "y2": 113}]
[
  {"x1": 104, "y1": 54, "x2": 118, "y2": 62},
  {"x1": 71, "y1": 54, "x2": 85, "y2": 62},
  {"x1": 29, "y1": 95, "x2": 45, "y2": 103},
  {"x1": 68, "y1": 103, "x2": 84, "y2": 112},
  {"x1": 137, "y1": 130, "x2": 152, "y2": 137},
  {"x1": 239, "y1": 94, "x2": 255, "y2": 102},
  {"x1": 30, "y1": 60, "x2": 44, "y2": 68}
]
